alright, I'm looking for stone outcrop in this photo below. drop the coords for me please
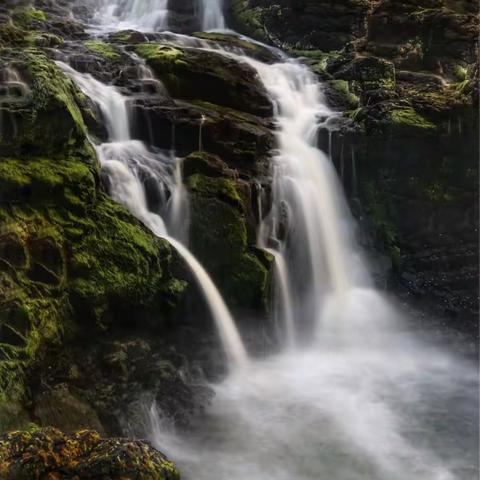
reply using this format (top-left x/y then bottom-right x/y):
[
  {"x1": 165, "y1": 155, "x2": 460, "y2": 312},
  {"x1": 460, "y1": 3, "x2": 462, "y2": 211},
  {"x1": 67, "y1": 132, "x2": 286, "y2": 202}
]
[{"x1": 0, "y1": 428, "x2": 179, "y2": 480}]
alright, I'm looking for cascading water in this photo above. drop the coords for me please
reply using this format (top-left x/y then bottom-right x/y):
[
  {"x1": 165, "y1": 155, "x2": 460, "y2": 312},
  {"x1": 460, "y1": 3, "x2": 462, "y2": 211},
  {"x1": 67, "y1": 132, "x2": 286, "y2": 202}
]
[
  {"x1": 146, "y1": 54, "x2": 477, "y2": 480},
  {"x1": 64, "y1": 3, "x2": 477, "y2": 479},
  {"x1": 94, "y1": 0, "x2": 170, "y2": 32},
  {"x1": 58, "y1": 62, "x2": 248, "y2": 368},
  {"x1": 200, "y1": 0, "x2": 225, "y2": 31}
]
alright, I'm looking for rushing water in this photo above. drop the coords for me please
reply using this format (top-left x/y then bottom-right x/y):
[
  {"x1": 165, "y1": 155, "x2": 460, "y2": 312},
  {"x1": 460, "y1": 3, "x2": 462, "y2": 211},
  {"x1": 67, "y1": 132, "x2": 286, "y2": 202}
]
[
  {"x1": 58, "y1": 62, "x2": 248, "y2": 368},
  {"x1": 63, "y1": 3, "x2": 478, "y2": 479},
  {"x1": 94, "y1": 0, "x2": 169, "y2": 32},
  {"x1": 200, "y1": 0, "x2": 225, "y2": 31},
  {"x1": 145, "y1": 49, "x2": 478, "y2": 480}
]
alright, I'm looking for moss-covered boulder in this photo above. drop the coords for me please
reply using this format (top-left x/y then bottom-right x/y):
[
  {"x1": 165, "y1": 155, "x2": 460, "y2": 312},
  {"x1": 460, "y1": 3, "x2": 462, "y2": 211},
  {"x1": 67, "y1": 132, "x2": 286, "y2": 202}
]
[
  {"x1": 0, "y1": 48, "x2": 87, "y2": 156},
  {"x1": 185, "y1": 165, "x2": 272, "y2": 312},
  {"x1": 135, "y1": 42, "x2": 272, "y2": 117},
  {"x1": 0, "y1": 428, "x2": 179, "y2": 480}
]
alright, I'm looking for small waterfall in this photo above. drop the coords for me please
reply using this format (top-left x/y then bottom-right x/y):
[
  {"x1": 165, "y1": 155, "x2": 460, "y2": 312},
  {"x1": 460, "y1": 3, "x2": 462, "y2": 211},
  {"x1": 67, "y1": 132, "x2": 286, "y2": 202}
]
[
  {"x1": 245, "y1": 58, "x2": 369, "y2": 336},
  {"x1": 58, "y1": 62, "x2": 248, "y2": 369},
  {"x1": 0, "y1": 67, "x2": 30, "y2": 98},
  {"x1": 95, "y1": 0, "x2": 169, "y2": 32},
  {"x1": 200, "y1": 0, "x2": 225, "y2": 31}
]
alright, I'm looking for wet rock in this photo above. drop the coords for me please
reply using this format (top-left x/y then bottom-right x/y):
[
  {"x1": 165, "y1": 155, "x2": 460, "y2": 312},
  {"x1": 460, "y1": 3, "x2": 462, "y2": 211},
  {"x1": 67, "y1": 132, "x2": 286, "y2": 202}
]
[
  {"x1": 130, "y1": 98, "x2": 274, "y2": 176},
  {"x1": 186, "y1": 172, "x2": 273, "y2": 311},
  {"x1": 0, "y1": 49, "x2": 87, "y2": 156},
  {"x1": 135, "y1": 43, "x2": 273, "y2": 117}
]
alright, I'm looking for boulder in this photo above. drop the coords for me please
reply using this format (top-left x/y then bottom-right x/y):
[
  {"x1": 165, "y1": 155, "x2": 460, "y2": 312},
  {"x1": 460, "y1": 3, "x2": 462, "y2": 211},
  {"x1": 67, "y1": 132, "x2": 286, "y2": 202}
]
[
  {"x1": 0, "y1": 428, "x2": 179, "y2": 480},
  {"x1": 135, "y1": 43, "x2": 273, "y2": 117}
]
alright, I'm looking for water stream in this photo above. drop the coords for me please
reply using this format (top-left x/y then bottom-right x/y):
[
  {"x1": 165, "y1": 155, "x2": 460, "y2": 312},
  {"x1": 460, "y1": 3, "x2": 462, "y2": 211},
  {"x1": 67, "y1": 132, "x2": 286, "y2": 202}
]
[
  {"x1": 146, "y1": 45, "x2": 477, "y2": 480},
  {"x1": 94, "y1": 0, "x2": 170, "y2": 32},
  {"x1": 58, "y1": 61, "x2": 248, "y2": 368},
  {"x1": 63, "y1": 3, "x2": 478, "y2": 479},
  {"x1": 200, "y1": 0, "x2": 225, "y2": 31}
]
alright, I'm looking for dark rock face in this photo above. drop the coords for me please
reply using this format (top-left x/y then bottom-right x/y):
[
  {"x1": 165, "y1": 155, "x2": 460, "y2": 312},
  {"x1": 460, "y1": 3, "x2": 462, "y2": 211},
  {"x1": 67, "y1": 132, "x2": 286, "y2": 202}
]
[
  {"x1": 230, "y1": 0, "x2": 371, "y2": 50},
  {"x1": 0, "y1": 428, "x2": 180, "y2": 479},
  {"x1": 231, "y1": 0, "x2": 479, "y2": 332}
]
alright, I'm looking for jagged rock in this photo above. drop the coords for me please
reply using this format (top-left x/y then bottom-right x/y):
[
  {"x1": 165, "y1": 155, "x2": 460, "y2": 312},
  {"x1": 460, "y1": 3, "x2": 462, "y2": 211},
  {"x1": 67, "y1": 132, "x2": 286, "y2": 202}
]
[{"x1": 0, "y1": 428, "x2": 179, "y2": 480}]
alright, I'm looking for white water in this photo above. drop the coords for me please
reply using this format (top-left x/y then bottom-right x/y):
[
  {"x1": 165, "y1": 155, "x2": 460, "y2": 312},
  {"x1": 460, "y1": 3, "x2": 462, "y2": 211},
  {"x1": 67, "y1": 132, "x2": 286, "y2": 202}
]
[
  {"x1": 0, "y1": 67, "x2": 30, "y2": 97},
  {"x1": 60, "y1": 3, "x2": 477, "y2": 478},
  {"x1": 200, "y1": 0, "x2": 225, "y2": 31},
  {"x1": 58, "y1": 62, "x2": 248, "y2": 368},
  {"x1": 94, "y1": 0, "x2": 169, "y2": 32},
  {"x1": 142, "y1": 25, "x2": 476, "y2": 480}
]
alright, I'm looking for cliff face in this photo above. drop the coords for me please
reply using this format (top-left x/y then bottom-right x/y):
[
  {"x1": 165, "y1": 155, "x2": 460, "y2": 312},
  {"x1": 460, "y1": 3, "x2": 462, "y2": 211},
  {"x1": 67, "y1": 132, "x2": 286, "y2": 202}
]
[{"x1": 231, "y1": 0, "x2": 479, "y2": 331}]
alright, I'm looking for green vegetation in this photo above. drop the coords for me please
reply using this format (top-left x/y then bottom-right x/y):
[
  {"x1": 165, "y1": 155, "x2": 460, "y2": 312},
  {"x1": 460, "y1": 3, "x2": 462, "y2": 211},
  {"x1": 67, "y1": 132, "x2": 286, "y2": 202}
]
[
  {"x1": 390, "y1": 108, "x2": 437, "y2": 132},
  {"x1": 85, "y1": 40, "x2": 121, "y2": 60}
]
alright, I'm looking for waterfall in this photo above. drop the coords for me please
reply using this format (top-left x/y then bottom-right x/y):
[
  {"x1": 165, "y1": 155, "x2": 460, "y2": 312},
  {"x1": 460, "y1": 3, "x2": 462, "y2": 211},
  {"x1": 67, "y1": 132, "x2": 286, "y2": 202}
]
[
  {"x1": 200, "y1": 0, "x2": 225, "y2": 31},
  {"x1": 59, "y1": 3, "x2": 477, "y2": 477},
  {"x1": 58, "y1": 62, "x2": 248, "y2": 369},
  {"x1": 247, "y1": 58, "x2": 369, "y2": 336},
  {"x1": 135, "y1": 43, "x2": 476, "y2": 480},
  {"x1": 0, "y1": 67, "x2": 30, "y2": 97},
  {"x1": 94, "y1": 0, "x2": 169, "y2": 32}
]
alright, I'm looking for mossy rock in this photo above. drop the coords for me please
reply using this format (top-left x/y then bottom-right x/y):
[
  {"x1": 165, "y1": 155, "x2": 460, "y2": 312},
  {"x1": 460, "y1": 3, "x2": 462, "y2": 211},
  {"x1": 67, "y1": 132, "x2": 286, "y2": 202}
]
[
  {"x1": 136, "y1": 42, "x2": 272, "y2": 117},
  {"x1": 108, "y1": 29, "x2": 150, "y2": 44},
  {"x1": 84, "y1": 40, "x2": 121, "y2": 60},
  {"x1": 388, "y1": 107, "x2": 437, "y2": 135},
  {"x1": 11, "y1": 7, "x2": 47, "y2": 25},
  {"x1": 183, "y1": 151, "x2": 236, "y2": 178},
  {"x1": 0, "y1": 49, "x2": 87, "y2": 156},
  {"x1": 229, "y1": 0, "x2": 269, "y2": 43},
  {"x1": 187, "y1": 173, "x2": 271, "y2": 310},
  {"x1": 0, "y1": 428, "x2": 180, "y2": 479}
]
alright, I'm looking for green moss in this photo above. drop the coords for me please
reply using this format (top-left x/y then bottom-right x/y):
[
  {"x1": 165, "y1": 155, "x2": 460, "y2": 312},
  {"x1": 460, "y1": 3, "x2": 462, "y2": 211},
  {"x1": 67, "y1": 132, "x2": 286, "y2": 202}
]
[
  {"x1": 0, "y1": 49, "x2": 88, "y2": 154},
  {"x1": 186, "y1": 174, "x2": 272, "y2": 310},
  {"x1": 187, "y1": 174, "x2": 243, "y2": 210},
  {"x1": 0, "y1": 21, "x2": 28, "y2": 47},
  {"x1": 0, "y1": 158, "x2": 96, "y2": 207},
  {"x1": 12, "y1": 7, "x2": 46, "y2": 25},
  {"x1": 390, "y1": 107, "x2": 436, "y2": 132},
  {"x1": 226, "y1": 253, "x2": 271, "y2": 310},
  {"x1": 328, "y1": 80, "x2": 360, "y2": 109},
  {"x1": 24, "y1": 49, "x2": 86, "y2": 132},
  {"x1": 26, "y1": 32, "x2": 63, "y2": 48},
  {"x1": 85, "y1": 40, "x2": 120, "y2": 60},
  {"x1": 346, "y1": 107, "x2": 364, "y2": 121},
  {"x1": 230, "y1": 0, "x2": 268, "y2": 42},
  {"x1": 0, "y1": 152, "x2": 184, "y2": 428},
  {"x1": 136, "y1": 44, "x2": 186, "y2": 66},
  {"x1": 453, "y1": 64, "x2": 468, "y2": 81}
]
